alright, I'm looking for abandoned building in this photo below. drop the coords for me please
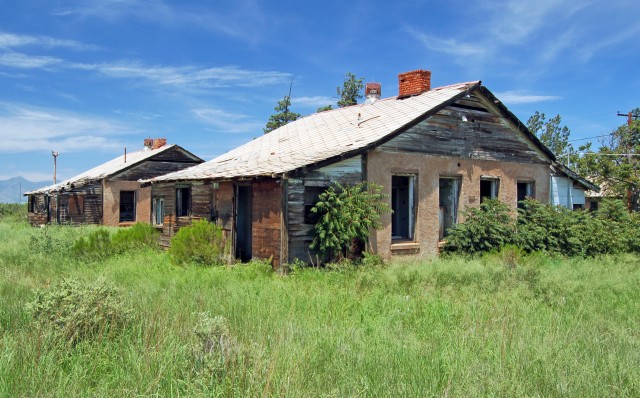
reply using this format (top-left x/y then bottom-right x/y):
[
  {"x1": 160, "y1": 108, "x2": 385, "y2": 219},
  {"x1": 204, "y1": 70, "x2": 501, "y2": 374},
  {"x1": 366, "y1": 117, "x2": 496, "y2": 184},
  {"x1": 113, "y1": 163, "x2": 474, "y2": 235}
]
[
  {"x1": 25, "y1": 139, "x2": 203, "y2": 226},
  {"x1": 144, "y1": 69, "x2": 597, "y2": 266}
]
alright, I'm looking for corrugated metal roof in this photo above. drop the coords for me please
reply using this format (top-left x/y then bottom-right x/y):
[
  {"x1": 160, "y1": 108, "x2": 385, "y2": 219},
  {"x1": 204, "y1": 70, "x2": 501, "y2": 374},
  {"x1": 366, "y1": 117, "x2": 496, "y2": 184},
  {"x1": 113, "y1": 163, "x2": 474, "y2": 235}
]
[
  {"x1": 148, "y1": 82, "x2": 479, "y2": 183},
  {"x1": 26, "y1": 144, "x2": 179, "y2": 194}
]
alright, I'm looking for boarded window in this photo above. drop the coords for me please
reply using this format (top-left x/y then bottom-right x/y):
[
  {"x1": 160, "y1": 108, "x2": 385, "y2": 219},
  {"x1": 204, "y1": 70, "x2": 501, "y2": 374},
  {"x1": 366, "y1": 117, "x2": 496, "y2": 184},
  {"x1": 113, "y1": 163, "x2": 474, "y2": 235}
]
[
  {"x1": 392, "y1": 175, "x2": 416, "y2": 240},
  {"x1": 517, "y1": 181, "x2": 535, "y2": 208},
  {"x1": 119, "y1": 191, "x2": 136, "y2": 222},
  {"x1": 304, "y1": 186, "x2": 326, "y2": 224},
  {"x1": 439, "y1": 178, "x2": 460, "y2": 240},
  {"x1": 68, "y1": 194, "x2": 85, "y2": 216},
  {"x1": 153, "y1": 196, "x2": 165, "y2": 225},
  {"x1": 176, "y1": 187, "x2": 191, "y2": 217},
  {"x1": 480, "y1": 178, "x2": 499, "y2": 202}
]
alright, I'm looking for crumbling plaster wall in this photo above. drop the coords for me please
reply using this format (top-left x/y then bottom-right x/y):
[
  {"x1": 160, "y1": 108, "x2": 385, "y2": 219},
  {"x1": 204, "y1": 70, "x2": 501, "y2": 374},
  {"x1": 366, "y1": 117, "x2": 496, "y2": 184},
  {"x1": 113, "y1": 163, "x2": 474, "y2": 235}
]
[{"x1": 366, "y1": 150, "x2": 550, "y2": 259}]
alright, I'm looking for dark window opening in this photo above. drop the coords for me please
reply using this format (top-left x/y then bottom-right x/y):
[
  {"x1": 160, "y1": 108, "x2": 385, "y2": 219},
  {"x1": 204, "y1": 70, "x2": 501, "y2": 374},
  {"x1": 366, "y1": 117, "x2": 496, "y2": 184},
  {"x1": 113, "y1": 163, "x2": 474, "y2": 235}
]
[
  {"x1": 439, "y1": 178, "x2": 460, "y2": 240},
  {"x1": 304, "y1": 186, "x2": 326, "y2": 224},
  {"x1": 392, "y1": 175, "x2": 416, "y2": 240},
  {"x1": 119, "y1": 191, "x2": 136, "y2": 222},
  {"x1": 517, "y1": 181, "x2": 535, "y2": 209},
  {"x1": 480, "y1": 179, "x2": 499, "y2": 203},
  {"x1": 28, "y1": 196, "x2": 36, "y2": 213},
  {"x1": 589, "y1": 200, "x2": 599, "y2": 212},
  {"x1": 573, "y1": 204, "x2": 584, "y2": 211},
  {"x1": 176, "y1": 187, "x2": 191, "y2": 217}
]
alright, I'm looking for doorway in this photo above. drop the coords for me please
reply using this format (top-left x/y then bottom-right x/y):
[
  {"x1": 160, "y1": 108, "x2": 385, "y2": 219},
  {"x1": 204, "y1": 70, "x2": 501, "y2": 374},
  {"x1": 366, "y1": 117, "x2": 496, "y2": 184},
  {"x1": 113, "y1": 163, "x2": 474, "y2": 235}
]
[
  {"x1": 235, "y1": 185, "x2": 253, "y2": 261},
  {"x1": 439, "y1": 178, "x2": 460, "y2": 240}
]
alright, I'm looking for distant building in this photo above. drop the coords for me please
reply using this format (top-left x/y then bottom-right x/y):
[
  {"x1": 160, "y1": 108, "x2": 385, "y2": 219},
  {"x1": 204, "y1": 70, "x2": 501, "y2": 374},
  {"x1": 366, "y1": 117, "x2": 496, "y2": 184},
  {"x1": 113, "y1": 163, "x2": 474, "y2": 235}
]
[{"x1": 25, "y1": 139, "x2": 203, "y2": 226}]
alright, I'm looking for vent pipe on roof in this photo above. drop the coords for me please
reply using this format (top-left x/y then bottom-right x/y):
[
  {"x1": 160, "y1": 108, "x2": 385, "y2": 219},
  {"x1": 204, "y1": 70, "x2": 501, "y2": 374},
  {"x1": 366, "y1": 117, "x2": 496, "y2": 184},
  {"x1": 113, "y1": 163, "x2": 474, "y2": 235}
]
[
  {"x1": 124, "y1": 146, "x2": 127, "y2": 163},
  {"x1": 398, "y1": 69, "x2": 431, "y2": 98},
  {"x1": 364, "y1": 82, "x2": 381, "y2": 104}
]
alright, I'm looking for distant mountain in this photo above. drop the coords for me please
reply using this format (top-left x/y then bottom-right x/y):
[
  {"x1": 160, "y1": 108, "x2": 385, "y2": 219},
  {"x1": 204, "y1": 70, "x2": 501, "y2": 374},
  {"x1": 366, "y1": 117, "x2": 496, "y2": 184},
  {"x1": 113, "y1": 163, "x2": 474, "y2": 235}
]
[{"x1": 0, "y1": 177, "x2": 50, "y2": 204}]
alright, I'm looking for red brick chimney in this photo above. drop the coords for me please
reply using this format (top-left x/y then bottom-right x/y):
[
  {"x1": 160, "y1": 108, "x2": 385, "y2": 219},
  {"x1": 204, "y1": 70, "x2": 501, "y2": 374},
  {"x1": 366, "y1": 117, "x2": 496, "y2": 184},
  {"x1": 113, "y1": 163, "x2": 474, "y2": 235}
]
[
  {"x1": 151, "y1": 138, "x2": 167, "y2": 149},
  {"x1": 398, "y1": 70, "x2": 431, "y2": 98}
]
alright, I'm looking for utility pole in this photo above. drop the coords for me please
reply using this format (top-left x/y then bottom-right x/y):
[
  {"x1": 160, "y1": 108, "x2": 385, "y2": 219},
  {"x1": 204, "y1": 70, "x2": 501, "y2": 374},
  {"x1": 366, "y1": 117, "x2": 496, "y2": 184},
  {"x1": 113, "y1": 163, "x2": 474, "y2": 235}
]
[
  {"x1": 52, "y1": 150, "x2": 59, "y2": 184},
  {"x1": 617, "y1": 110, "x2": 638, "y2": 127}
]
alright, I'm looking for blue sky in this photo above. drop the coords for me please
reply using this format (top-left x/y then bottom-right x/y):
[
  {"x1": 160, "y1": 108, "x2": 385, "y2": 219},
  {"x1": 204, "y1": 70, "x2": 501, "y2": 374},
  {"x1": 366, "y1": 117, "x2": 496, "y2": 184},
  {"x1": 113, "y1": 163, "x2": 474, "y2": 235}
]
[{"x1": 1, "y1": 0, "x2": 638, "y2": 182}]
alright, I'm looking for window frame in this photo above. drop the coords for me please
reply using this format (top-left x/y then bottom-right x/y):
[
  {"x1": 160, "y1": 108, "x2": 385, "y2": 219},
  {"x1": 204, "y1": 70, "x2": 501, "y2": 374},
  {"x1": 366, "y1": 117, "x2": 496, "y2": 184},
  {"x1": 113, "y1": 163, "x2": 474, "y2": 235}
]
[
  {"x1": 176, "y1": 186, "x2": 191, "y2": 217},
  {"x1": 119, "y1": 190, "x2": 136, "y2": 222},
  {"x1": 391, "y1": 174, "x2": 417, "y2": 241},
  {"x1": 517, "y1": 181, "x2": 535, "y2": 208},
  {"x1": 153, "y1": 196, "x2": 165, "y2": 226},
  {"x1": 480, "y1": 177, "x2": 500, "y2": 203}
]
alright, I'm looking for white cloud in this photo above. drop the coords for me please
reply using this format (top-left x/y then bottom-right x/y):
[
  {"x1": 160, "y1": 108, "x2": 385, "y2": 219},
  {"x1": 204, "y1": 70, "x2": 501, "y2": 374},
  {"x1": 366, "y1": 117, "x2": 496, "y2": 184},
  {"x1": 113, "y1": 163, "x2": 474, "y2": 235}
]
[
  {"x1": 495, "y1": 91, "x2": 561, "y2": 105},
  {"x1": 0, "y1": 52, "x2": 63, "y2": 69},
  {"x1": 294, "y1": 95, "x2": 335, "y2": 108},
  {"x1": 0, "y1": 32, "x2": 97, "y2": 50},
  {"x1": 191, "y1": 108, "x2": 262, "y2": 134},
  {"x1": 406, "y1": 28, "x2": 486, "y2": 57},
  {"x1": 0, "y1": 102, "x2": 134, "y2": 153}
]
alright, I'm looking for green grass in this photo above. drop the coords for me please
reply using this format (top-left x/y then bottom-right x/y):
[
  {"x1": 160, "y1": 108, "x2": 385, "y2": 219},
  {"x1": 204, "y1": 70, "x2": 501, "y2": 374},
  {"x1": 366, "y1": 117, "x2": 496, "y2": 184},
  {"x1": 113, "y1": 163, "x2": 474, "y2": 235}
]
[{"x1": 1, "y1": 219, "x2": 639, "y2": 397}]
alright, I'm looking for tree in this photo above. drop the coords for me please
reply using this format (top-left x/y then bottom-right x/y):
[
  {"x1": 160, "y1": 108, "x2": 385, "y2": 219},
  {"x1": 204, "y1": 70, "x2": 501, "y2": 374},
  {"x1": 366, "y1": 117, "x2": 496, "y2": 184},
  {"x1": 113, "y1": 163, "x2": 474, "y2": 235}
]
[
  {"x1": 527, "y1": 111, "x2": 573, "y2": 157},
  {"x1": 315, "y1": 72, "x2": 365, "y2": 112},
  {"x1": 263, "y1": 94, "x2": 301, "y2": 134},
  {"x1": 577, "y1": 108, "x2": 640, "y2": 211},
  {"x1": 336, "y1": 72, "x2": 364, "y2": 108}
]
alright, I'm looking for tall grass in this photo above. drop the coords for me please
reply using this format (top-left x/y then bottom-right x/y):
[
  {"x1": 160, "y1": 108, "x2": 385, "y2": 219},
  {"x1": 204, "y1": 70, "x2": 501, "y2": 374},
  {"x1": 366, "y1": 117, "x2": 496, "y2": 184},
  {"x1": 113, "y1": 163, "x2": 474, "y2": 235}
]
[{"x1": 1, "y1": 219, "x2": 639, "y2": 396}]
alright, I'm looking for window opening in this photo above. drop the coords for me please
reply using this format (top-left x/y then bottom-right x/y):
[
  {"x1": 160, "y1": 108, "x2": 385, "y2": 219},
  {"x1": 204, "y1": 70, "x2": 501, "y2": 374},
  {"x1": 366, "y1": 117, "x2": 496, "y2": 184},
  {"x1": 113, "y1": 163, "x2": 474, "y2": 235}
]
[
  {"x1": 439, "y1": 178, "x2": 460, "y2": 240},
  {"x1": 304, "y1": 186, "x2": 326, "y2": 224},
  {"x1": 119, "y1": 191, "x2": 136, "y2": 222},
  {"x1": 391, "y1": 175, "x2": 416, "y2": 240},
  {"x1": 176, "y1": 187, "x2": 191, "y2": 217},
  {"x1": 517, "y1": 181, "x2": 535, "y2": 208},
  {"x1": 480, "y1": 178, "x2": 499, "y2": 203},
  {"x1": 153, "y1": 197, "x2": 165, "y2": 225}
]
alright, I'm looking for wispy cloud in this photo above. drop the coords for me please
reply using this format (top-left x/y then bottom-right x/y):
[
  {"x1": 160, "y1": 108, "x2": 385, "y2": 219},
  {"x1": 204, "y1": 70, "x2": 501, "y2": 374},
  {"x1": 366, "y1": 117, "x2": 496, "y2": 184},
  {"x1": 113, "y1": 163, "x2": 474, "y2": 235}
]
[
  {"x1": 294, "y1": 95, "x2": 335, "y2": 108},
  {"x1": 495, "y1": 91, "x2": 561, "y2": 105},
  {"x1": 0, "y1": 102, "x2": 133, "y2": 153},
  {"x1": 0, "y1": 32, "x2": 97, "y2": 50},
  {"x1": 191, "y1": 108, "x2": 263, "y2": 134},
  {"x1": 0, "y1": 52, "x2": 64, "y2": 69},
  {"x1": 405, "y1": 28, "x2": 486, "y2": 57},
  {"x1": 55, "y1": 0, "x2": 276, "y2": 44}
]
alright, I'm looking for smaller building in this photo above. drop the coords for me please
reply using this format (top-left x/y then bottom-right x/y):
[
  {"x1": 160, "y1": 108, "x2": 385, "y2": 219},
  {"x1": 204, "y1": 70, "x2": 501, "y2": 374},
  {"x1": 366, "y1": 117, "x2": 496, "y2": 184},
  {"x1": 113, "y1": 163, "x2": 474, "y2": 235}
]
[
  {"x1": 549, "y1": 164, "x2": 599, "y2": 210},
  {"x1": 25, "y1": 139, "x2": 203, "y2": 226}
]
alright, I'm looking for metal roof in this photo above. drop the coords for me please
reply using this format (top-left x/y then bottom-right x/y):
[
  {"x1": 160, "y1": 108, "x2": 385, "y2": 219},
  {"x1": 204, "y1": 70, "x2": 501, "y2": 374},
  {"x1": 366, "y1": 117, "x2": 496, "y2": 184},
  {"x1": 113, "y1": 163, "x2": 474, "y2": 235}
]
[
  {"x1": 148, "y1": 81, "x2": 480, "y2": 183},
  {"x1": 26, "y1": 144, "x2": 183, "y2": 194}
]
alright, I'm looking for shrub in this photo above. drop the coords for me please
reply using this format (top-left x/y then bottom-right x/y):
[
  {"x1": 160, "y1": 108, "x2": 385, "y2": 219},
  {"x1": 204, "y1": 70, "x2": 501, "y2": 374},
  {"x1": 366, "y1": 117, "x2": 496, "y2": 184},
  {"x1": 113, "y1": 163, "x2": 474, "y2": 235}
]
[
  {"x1": 0, "y1": 203, "x2": 27, "y2": 222},
  {"x1": 442, "y1": 199, "x2": 514, "y2": 255},
  {"x1": 169, "y1": 219, "x2": 227, "y2": 266},
  {"x1": 26, "y1": 277, "x2": 132, "y2": 345},
  {"x1": 72, "y1": 228, "x2": 113, "y2": 260},
  {"x1": 111, "y1": 222, "x2": 160, "y2": 253},
  {"x1": 191, "y1": 312, "x2": 239, "y2": 378},
  {"x1": 310, "y1": 181, "x2": 390, "y2": 262}
]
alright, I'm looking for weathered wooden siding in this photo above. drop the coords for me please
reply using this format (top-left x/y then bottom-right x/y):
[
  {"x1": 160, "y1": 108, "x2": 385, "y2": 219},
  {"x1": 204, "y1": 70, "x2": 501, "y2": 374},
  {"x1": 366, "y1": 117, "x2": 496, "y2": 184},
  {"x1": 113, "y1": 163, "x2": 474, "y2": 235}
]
[
  {"x1": 378, "y1": 93, "x2": 549, "y2": 164},
  {"x1": 251, "y1": 179, "x2": 282, "y2": 265},
  {"x1": 287, "y1": 156, "x2": 363, "y2": 262},
  {"x1": 51, "y1": 183, "x2": 102, "y2": 225},
  {"x1": 27, "y1": 194, "x2": 49, "y2": 225},
  {"x1": 111, "y1": 146, "x2": 202, "y2": 181}
]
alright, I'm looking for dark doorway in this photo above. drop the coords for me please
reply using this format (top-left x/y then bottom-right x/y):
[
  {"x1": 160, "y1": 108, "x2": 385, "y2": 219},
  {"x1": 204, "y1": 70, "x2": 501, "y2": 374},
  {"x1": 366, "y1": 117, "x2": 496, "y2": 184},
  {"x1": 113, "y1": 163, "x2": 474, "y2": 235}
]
[
  {"x1": 391, "y1": 175, "x2": 416, "y2": 240},
  {"x1": 235, "y1": 185, "x2": 253, "y2": 262},
  {"x1": 119, "y1": 191, "x2": 136, "y2": 222}
]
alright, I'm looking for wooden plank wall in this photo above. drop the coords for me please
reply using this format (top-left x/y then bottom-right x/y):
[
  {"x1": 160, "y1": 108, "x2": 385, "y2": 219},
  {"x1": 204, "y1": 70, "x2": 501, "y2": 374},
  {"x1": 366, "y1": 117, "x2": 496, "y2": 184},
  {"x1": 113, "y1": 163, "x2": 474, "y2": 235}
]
[
  {"x1": 378, "y1": 94, "x2": 548, "y2": 164},
  {"x1": 113, "y1": 147, "x2": 202, "y2": 181},
  {"x1": 251, "y1": 179, "x2": 282, "y2": 265},
  {"x1": 287, "y1": 156, "x2": 363, "y2": 263}
]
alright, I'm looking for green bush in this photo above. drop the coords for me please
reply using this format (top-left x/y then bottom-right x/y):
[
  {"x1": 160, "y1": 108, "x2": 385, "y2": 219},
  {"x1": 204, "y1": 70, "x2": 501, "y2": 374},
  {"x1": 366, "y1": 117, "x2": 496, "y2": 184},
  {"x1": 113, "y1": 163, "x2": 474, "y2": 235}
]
[
  {"x1": 169, "y1": 219, "x2": 227, "y2": 266},
  {"x1": 0, "y1": 203, "x2": 27, "y2": 222},
  {"x1": 111, "y1": 222, "x2": 160, "y2": 253},
  {"x1": 26, "y1": 277, "x2": 132, "y2": 345},
  {"x1": 310, "y1": 181, "x2": 390, "y2": 262},
  {"x1": 72, "y1": 228, "x2": 113, "y2": 260},
  {"x1": 191, "y1": 312, "x2": 239, "y2": 378},
  {"x1": 442, "y1": 199, "x2": 514, "y2": 255}
]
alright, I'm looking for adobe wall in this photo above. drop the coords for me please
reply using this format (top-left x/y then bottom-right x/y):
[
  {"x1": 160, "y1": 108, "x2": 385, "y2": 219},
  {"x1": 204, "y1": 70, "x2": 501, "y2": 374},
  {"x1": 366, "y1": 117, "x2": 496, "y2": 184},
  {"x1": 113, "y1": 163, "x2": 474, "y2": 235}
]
[
  {"x1": 103, "y1": 180, "x2": 150, "y2": 226},
  {"x1": 366, "y1": 150, "x2": 550, "y2": 260}
]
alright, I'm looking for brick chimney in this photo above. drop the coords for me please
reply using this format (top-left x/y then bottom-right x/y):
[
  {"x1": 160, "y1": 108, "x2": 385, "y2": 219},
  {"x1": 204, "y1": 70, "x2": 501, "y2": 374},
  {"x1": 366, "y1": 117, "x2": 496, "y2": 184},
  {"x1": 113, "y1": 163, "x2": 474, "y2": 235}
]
[
  {"x1": 398, "y1": 70, "x2": 431, "y2": 98},
  {"x1": 143, "y1": 138, "x2": 153, "y2": 150},
  {"x1": 151, "y1": 138, "x2": 167, "y2": 149},
  {"x1": 364, "y1": 82, "x2": 381, "y2": 104}
]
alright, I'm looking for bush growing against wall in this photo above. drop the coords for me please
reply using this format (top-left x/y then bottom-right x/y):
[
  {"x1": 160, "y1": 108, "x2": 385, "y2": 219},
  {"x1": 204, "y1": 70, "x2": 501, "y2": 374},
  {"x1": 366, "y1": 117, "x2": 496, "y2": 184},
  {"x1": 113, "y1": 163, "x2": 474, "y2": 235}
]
[
  {"x1": 111, "y1": 222, "x2": 159, "y2": 252},
  {"x1": 169, "y1": 219, "x2": 227, "y2": 266},
  {"x1": 442, "y1": 199, "x2": 514, "y2": 255},
  {"x1": 445, "y1": 198, "x2": 640, "y2": 257},
  {"x1": 26, "y1": 277, "x2": 132, "y2": 345},
  {"x1": 310, "y1": 182, "x2": 390, "y2": 263}
]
